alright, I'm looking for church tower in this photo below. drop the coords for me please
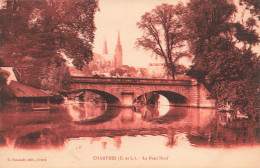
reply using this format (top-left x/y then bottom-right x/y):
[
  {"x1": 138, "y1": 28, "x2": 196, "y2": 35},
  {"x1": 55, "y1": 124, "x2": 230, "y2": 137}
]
[
  {"x1": 103, "y1": 38, "x2": 108, "y2": 54},
  {"x1": 114, "y1": 31, "x2": 123, "y2": 67}
]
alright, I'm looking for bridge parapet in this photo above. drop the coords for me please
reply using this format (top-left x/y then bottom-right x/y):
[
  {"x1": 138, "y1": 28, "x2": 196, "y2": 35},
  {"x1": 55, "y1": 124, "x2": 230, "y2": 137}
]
[
  {"x1": 69, "y1": 76, "x2": 215, "y2": 108},
  {"x1": 70, "y1": 76, "x2": 194, "y2": 86}
]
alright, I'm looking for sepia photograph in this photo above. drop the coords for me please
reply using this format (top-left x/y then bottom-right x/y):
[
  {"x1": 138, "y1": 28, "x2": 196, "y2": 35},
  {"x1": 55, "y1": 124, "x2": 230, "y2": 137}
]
[{"x1": 0, "y1": 0, "x2": 259, "y2": 167}]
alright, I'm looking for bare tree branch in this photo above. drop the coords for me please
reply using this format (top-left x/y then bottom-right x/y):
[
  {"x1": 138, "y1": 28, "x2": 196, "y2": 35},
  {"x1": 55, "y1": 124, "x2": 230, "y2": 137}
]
[{"x1": 136, "y1": 3, "x2": 187, "y2": 79}]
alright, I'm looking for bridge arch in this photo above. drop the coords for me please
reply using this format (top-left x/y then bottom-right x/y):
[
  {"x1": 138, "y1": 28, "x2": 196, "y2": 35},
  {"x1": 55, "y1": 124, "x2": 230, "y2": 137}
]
[
  {"x1": 134, "y1": 90, "x2": 189, "y2": 106},
  {"x1": 71, "y1": 89, "x2": 121, "y2": 105},
  {"x1": 156, "y1": 90, "x2": 188, "y2": 105}
]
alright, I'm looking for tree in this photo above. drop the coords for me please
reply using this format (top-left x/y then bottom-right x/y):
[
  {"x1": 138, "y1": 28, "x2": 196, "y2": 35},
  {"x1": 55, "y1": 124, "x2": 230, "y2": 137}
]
[
  {"x1": 110, "y1": 68, "x2": 125, "y2": 77},
  {"x1": 41, "y1": 58, "x2": 70, "y2": 94},
  {"x1": 0, "y1": 0, "x2": 99, "y2": 70},
  {"x1": 185, "y1": 0, "x2": 260, "y2": 115},
  {"x1": 240, "y1": 0, "x2": 260, "y2": 20},
  {"x1": 0, "y1": 0, "x2": 99, "y2": 92},
  {"x1": 53, "y1": 0, "x2": 99, "y2": 69},
  {"x1": 0, "y1": 69, "x2": 9, "y2": 88},
  {"x1": 232, "y1": 0, "x2": 260, "y2": 115},
  {"x1": 136, "y1": 3, "x2": 188, "y2": 79},
  {"x1": 0, "y1": 69, "x2": 10, "y2": 105},
  {"x1": 110, "y1": 65, "x2": 138, "y2": 77},
  {"x1": 184, "y1": 0, "x2": 237, "y2": 83},
  {"x1": 138, "y1": 68, "x2": 148, "y2": 78}
]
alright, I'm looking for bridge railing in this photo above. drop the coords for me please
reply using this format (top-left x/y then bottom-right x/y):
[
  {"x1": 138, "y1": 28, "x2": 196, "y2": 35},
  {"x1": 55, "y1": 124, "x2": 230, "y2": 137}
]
[{"x1": 70, "y1": 76, "x2": 194, "y2": 85}]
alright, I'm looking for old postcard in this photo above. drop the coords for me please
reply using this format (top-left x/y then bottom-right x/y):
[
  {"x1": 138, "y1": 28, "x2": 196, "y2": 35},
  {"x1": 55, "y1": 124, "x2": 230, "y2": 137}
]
[{"x1": 0, "y1": 0, "x2": 259, "y2": 168}]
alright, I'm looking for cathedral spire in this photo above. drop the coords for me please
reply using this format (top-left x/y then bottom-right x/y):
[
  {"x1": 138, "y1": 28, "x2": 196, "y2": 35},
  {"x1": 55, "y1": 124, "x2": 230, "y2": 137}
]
[
  {"x1": 103, "y1": 37, "x2": 108, "y2": 54},
  {"x1": 114, "y1": 31, "x2": 123, "y2": 67},
  {"x1": 117, "y1": 31, "x2": 121, "y2": 45}
]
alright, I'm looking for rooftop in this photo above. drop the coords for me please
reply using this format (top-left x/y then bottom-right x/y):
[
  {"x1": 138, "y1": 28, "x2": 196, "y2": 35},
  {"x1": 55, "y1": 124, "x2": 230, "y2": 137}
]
[{"x1": 7, "y1": 81, "x2": 51, "y2": 98}]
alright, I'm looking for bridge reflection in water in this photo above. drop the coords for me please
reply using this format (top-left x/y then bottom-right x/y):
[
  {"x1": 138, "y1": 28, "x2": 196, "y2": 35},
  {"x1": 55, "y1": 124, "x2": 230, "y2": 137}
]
[{"x1": 0, "y1": 100, "x2": 259, "y2": 151}]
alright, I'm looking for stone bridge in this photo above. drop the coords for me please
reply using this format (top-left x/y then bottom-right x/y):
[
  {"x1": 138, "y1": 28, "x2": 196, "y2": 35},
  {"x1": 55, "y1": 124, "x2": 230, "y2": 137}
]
[{"x1": 69, "y1": 77, "x2": 215, "y2": 108}]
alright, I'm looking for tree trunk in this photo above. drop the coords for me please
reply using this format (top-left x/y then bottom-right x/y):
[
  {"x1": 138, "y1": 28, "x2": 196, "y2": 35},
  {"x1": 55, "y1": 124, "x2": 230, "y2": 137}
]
[
  {"x1": 170, "y1": 65, "x2": 175, "y2": 80},
  {"x1": 171, "y1": 73, "x2": 175, "y2": 80}
]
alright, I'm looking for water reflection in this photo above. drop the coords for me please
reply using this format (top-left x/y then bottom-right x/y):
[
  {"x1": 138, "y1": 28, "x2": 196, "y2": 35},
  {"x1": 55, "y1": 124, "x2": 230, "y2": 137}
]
[
  {"x1": 14, "y1": 128, "x2": 64, "y2": 149},
  {"x1": 88, "y1": 136, "x2": 122, "y2": 150},
  {"x1": 0, "y1": 102, "x2": 259, "y2": 150},
  {"x1": 0, "y1": 131, "x2": 6, "y2": 146},
  {"x1": 74, "y1": 105, "x2": 121, "y2": 125},
  {"x1": 66, "y1": 100, "x2": 107, "y2": 122},
  {"x1": 134, "y1": 105, "x2": 187, "y2": 124}
]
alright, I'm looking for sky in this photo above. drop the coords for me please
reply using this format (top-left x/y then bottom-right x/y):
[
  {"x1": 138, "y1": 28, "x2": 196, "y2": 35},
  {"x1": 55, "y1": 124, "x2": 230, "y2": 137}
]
[{"x1": 93, "y1": 0, "x2": 189, "y2": 68}]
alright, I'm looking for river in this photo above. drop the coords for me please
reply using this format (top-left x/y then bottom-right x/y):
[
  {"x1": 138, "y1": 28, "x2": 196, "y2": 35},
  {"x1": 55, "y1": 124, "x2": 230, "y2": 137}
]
[{"x1": 0, "y1": 101, "x2": 259, "y2": 168}]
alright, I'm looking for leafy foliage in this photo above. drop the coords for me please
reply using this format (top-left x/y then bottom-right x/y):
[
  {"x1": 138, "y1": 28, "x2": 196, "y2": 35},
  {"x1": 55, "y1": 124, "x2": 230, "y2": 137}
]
[
  {"x1": 0, "y1": 0, "x2": 99, "y2": 69},
  {"x1": 110, "y1": 65, "x2": 138, "y2": 77},
  {"x1": 41, "y1": 58, "x2": 70, "y2": 94},
  {"x1": 240, "y1": 0, "x2": 260, "y2": 20},
  {"x1": 0, "y1": 0, "x2": 99, "y2": 93},
  {"x1": 0, "y1": 69, "x2": 9, "y2": 88},
  {"x1": 184, "y1": 0, "x2": 260, "y2": 114},
  {"x1": 184, "y1": 0, "x2": 237, "y2": 81},
  {"x1": 0, "y1": 69, "x2": 10, "y2": 105}
]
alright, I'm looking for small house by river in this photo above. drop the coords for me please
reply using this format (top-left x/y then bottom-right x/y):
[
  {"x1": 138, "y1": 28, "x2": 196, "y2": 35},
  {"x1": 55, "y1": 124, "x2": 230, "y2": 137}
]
[
  {"x1": 5, "y1": 81, "x2": 51, "y2": 110},
  {"x1": 1, "y1": 67, "x2": 51, "y2": 110}
]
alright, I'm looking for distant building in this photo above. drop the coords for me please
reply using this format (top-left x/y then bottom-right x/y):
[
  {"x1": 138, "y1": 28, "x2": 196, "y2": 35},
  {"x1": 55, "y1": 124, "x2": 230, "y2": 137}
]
[
  {"x1": 88, "y1": 31, "x2": 123, "y2": 76},
  {"x1": 147, "y1": 63, "x2": 166, "y2": 78},
  {"x1": 146, "y1": 56, "x2": 193, "y2": 79}
]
